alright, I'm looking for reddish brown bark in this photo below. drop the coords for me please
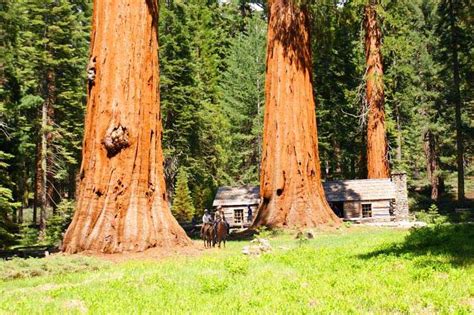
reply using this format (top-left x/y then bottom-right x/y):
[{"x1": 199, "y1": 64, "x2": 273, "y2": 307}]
[
  {"x1": 252, "y1": 0, "x2": 340, "y2": 228},
  {"x1": 423, "y1": 131, "x2": 439, "y2": 201},
  {"x1": 62, "y1": 0, "x2": 190, "y2": 253},
  {"x1": 365, "y1": 1, "x2": 389, "y2": 179}
]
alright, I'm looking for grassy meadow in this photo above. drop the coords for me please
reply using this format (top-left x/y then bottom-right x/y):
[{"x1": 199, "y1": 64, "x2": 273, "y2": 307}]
[{"x1": 1, "y1": 224, "x2": 473, "y2": 314}]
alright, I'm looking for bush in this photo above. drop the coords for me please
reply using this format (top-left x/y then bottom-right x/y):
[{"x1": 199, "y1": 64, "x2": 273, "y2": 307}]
[
  {"x1": 18, "y1": 223, "x2": 39, "y2": 246},
  {"x1": 171, "y1": 167, "x2": 195, "y2": 222},
  {"x1": 0, "y1": 223, "x2": 16, "y2": 249},
  {"x1": 415, "y1": 204, "x2": 447, "y2": 224},
  {"x1": 44, "y1": 199, "x2": 75, "y2": 246}
]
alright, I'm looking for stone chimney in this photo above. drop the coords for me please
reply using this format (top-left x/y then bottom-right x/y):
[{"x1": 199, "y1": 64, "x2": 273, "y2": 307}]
[{"x1": 391, "y1": 173, "x2": 409, "y2": 219}]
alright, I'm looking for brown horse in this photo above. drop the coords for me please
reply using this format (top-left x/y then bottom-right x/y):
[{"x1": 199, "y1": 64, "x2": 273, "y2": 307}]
[
  {"x1": 214, "y1": 220, "x2": 228, "y2": 248},
  {"x1": 201, "y1": 223, "x2": 214, "y2": 248}
]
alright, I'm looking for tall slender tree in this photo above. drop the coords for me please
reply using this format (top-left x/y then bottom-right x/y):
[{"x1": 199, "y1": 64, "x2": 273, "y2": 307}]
[
  {"x1": 438, "y1": 0, "x2": 466, "y2": 202},
  {"x1": 252, "y1": 0, "x2": 340, "y2": 228},
  {"x1": 62, "y1": 0, "x2": 190, "y2": 253},
  {"x1": 364, "y1": 0, "x2": 390, "y2": 178}
]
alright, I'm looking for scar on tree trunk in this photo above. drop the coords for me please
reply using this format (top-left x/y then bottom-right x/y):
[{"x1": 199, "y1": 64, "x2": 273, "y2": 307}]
[
  {"x1": 62, "y1": 0, "x2": 190, "y2": 253},
  {"x1": 251, "y1": 0, "x2": 340, "y2": 229},
  {"x1": 365, "y1": 0, "x2": 390, "y2": 179}
]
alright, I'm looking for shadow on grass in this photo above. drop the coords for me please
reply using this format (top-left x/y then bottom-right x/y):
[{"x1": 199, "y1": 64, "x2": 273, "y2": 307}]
[{"x1": 359, "y1": 223, "x2": 474, "y2": 267}]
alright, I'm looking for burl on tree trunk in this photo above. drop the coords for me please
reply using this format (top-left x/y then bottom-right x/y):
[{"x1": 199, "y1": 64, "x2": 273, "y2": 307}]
[
  {"x1": 252, "y1": 0, "x2": 340, "y2": 228},
  {"x1": 365, "y1": 1, "x2": 390, "y2": 179},
  {"x1": 62, "y1": 0, "x2": 190, "y2": 253}
]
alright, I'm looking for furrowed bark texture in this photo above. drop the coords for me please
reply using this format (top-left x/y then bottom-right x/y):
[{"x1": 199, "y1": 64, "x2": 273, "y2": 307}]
[
  {"x1": 62, "y1": 0, "x2": 190, "y2": 253},
  {"x1": 252, "y1": 0, "x2": 340, "y2": 228},
  {"x1": 423, "y1": 131, "x2": 439, "y2": 201},
  {"x1": 364, "y1": 1, "x2": 390, "y2": 179}
]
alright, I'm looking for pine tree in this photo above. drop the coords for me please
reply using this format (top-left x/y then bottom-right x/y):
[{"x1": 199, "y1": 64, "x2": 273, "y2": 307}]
[
  {"x1": 381, "y1": 0, "x2": 445, "y2": 200},
  {"x1": 311, "y1": 0, "x2": 363, "y2": 180},
  {"x1": 159, "y1": 0, "x2": 234, "y2": 210},
  {"x1": 437, "y1": 0, "x2": 472, "y2": 202},
  {"x1": 0, "y1": 0, "x2": 90, "y2": 234},
  {"x1": 220, "y1": 13, "x2": 267, "y2": 184},
  {"x1": 172, "y1": 167, "x2": 196, "y2": 222}
]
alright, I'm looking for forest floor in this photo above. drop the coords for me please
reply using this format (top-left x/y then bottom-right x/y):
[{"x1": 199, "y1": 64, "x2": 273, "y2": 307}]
[{"x1": 0, "y1": 224, "x2": 473, "y2": 314}]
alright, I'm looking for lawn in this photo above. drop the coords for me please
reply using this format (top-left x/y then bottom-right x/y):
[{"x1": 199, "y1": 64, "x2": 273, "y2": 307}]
[{"x1": 1, "y1": 225, "x2": 473, "y2": 314}]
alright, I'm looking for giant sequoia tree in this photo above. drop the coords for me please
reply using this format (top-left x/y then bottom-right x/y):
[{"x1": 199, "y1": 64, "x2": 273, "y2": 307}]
[
  {"x1": 364, "y1": 0, "x2": 389, "y2": 179},
  {"x1": 62, "y1": 0, "x2": 190, "y2": 253},
  {"x1": 252, "y1": 0, "x2": 340, "y2": 228}
]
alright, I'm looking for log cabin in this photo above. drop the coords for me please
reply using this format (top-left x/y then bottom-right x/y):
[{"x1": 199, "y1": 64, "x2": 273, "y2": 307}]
[{"x1": 212, "y1": 173, "x2": 409, "y2": 227}]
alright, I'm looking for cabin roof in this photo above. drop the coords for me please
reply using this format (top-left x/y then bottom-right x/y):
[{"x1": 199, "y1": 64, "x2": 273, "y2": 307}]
[
  {"x1": 212, "y1": 185, "x2": 260, "y2": 207},
  {"x1": 323, "y1": 179, "x2": 396, "y2": 202},
  {"x1": 213, "y1": 179, "x2": 396, "y2": 206}
]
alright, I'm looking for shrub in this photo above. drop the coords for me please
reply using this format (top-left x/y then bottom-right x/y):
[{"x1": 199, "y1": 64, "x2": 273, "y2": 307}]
[
  {"x1": 172, "y1": 167, "x2": 195, "y2": 222},
  {"x1": 416, "y1": 204, "x2": 447, "y2": 224},
  {"x1": 44, "y1": 199, "x2": 75, "y2": 246},
  {"x1": 18, "y1": 223, "x2": 39, "y2": 246}
]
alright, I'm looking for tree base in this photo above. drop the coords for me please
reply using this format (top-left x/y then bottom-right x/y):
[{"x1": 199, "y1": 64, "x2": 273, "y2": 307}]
[{"x1": 252, "y1": 196, "x2": 341, "y2": 229}]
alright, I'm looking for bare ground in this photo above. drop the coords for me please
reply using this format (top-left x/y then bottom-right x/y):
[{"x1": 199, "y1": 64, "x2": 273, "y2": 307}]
[{"x1": 57, "y1": 240, "x2": 210, "y2": 263}]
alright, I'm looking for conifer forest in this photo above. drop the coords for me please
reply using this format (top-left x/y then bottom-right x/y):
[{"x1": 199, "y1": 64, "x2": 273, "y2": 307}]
[{"x1": 0, "y1": 0, "x2": 472, "y2": 249}]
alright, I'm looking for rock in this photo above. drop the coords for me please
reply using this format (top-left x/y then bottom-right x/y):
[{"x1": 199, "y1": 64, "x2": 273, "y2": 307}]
[
  {"x1": 242, "y1": 238, "x2": 272, "y2": 256},
  {"x1": 305, "y1": 230, "x2": 315, "y2": 239}
]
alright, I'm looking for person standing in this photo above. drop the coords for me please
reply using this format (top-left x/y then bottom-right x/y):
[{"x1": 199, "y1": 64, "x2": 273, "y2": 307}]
[{"x1": 247, "y1": 205, "x2": 253, "y2": 223}]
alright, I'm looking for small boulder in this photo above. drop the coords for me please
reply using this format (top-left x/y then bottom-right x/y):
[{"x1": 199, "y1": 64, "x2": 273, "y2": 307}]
[{"x1": 242, "y1": 238, "x2": 272, "y2": 256}]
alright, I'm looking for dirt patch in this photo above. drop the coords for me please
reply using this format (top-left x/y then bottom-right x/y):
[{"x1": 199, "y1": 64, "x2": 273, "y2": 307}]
[
  {"x1": 59, "y1": 240, "x2": 209, "y2": 263},
  {"x1": 63, "y1": 299, "x2": 88, "y2": 314}
]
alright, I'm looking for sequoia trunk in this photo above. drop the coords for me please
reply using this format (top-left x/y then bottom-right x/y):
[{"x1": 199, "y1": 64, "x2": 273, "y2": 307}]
[
  {"x1": 62, "y1": 0, "x2": 190, "y2": 253},
  {"x1": 252, "y1": 0, "x2": 340, "y2": 228},
  {"x1": 364, "y1": 1, "x2": 389, "y2": 179}
]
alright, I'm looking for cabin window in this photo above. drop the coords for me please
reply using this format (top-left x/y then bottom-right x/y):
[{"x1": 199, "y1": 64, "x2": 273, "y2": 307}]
[
  {"x1": 234, "y1": 209, "x2": 244, "y2": 224},
  {"x1": 362, "y1": 204, "x2": 372, "y2": 218}
]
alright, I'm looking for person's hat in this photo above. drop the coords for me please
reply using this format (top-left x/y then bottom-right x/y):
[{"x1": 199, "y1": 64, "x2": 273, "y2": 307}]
[{"x1": 204, "y1": 209, "x2": 209, "y2": 213}]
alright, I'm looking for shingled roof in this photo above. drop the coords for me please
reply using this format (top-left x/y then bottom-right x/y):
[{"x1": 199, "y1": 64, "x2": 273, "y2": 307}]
[
  {"x1": 213, "y1": 179, "x2": 396, "y2": 206},
  {"x1": 323, "y1": 179, "x2": 396, "y2": 202},
  {"x1": 213, "y1": 186, "x2": 260, "y2": 207}
]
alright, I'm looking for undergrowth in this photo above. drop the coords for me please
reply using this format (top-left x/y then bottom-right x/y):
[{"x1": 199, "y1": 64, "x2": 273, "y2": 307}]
[{"x1": 0, "y1": 255, "x2": 108, "y2": 281}]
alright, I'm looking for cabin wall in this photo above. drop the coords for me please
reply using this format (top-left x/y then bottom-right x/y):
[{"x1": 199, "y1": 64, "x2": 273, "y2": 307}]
[
  {"x1": 343, "y1": 200, "x2": 392, "y2": 219},
  {"x1": 220, "y1": 205, "x2": 258, "y2": 227},
  {"x1": 370, "y1": 200, "x2": 392, "y2": 218}
]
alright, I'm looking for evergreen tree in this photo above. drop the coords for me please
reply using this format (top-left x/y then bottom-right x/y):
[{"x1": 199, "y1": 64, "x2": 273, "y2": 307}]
[
  {"x1": 172, "y1": 167, "x2": 196, "y2": 222},
  {"x1": 436, "y1": 0, "x2": 472, "y2": 202},
  {"x1": 311, "y1": 0, "x2": 363, "y2": 180},
  {"x1": 160, "y1": 0, "x2": 236, "y2": 211},
  {"x1": 4, "y1": 0, "x2": 90, "y2": 233},
  {"x1": 220, "y1": 13, "x2": 267, "y2": 184}
]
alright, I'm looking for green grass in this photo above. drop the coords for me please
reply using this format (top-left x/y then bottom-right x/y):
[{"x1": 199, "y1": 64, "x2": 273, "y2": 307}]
[{"x1": 1, "y1": 225, "x2": 473, "y2": 314}]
